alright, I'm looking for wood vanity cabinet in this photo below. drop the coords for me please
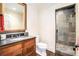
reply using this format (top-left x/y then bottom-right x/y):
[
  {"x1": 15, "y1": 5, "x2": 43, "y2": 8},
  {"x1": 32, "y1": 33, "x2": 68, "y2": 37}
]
[{"x1": 0, "y1": 37, "x2": 36, "y2": 56}]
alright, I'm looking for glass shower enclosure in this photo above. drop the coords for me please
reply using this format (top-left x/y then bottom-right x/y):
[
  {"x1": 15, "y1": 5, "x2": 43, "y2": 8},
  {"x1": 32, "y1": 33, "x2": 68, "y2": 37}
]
[{"x1": 55, "y1": 4, "x2": 76, "y2": 56}]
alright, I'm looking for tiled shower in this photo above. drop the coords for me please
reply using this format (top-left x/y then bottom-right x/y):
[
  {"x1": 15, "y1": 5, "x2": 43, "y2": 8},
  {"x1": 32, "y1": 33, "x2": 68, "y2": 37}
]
[{"x1": 56, "y1": 5, "x2": 76, "y2": 55}]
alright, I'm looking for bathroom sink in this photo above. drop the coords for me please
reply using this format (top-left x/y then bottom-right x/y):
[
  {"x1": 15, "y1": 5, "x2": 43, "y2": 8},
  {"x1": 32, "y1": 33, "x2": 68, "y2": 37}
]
[{"x1": 9, "y1": 36, "x2": 33, "y2": 41}]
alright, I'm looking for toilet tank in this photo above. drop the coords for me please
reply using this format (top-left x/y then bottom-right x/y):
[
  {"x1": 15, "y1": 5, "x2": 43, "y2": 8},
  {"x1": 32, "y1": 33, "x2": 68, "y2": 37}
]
[{"x1": 36, "y1": 34, "x2": 40, "y2": 44}]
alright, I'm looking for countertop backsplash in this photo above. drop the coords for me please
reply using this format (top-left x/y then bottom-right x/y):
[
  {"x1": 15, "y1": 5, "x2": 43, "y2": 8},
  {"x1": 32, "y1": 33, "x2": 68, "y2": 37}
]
[
  {"x1": 0, "y1": 34, "x2": 6, "y2": 40},
  {"x1": 0, "y1": 32, "x2": 29, "y2": 40}
]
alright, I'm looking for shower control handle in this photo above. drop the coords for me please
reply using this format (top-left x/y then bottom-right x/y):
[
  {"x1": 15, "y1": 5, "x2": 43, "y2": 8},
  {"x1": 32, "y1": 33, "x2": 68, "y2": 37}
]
[
  {"x1": 73, "y1": 47, "x2": 75, "y2": 51},
  {"x1": 73, "y1": 45, "x2": 79, "y2": 51}
]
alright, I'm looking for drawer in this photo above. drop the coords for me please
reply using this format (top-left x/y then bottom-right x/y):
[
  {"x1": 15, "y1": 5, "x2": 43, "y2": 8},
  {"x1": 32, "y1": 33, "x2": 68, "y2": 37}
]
[
  {"x1": 0, "y1": 49, "x2": 22, "y2": 56},
  {"x1": 0, "y1": 43, "x2": 22, "y2": 56}
]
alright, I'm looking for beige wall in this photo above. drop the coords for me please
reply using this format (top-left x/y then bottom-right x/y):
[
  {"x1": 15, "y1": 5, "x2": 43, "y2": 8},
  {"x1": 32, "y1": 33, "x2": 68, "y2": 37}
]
[{"x1": 26, "y1": 4, "x2": 40, "y2": 36}]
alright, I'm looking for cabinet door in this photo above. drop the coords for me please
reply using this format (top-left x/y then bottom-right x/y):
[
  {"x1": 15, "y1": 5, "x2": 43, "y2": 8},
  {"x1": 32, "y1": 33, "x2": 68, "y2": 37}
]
[
  {"x1": 23, "y1": 38, "x2": 36, "y2": 56},
  {"x1": 0, "y1": 42, "x2": 22, "y2": 56},
  {"x1": 26, "y1": 44, "x2": 36, "y2": 56}
]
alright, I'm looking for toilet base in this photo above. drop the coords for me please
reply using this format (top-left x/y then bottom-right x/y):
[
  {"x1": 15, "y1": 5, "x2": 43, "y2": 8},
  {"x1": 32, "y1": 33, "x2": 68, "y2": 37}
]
[{"x1": 36, "y1": 48, "x2": 47, "y2": 56}]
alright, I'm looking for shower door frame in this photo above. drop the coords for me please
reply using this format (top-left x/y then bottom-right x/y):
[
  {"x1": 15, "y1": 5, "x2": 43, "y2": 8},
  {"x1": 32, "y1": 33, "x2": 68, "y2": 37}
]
[{"x1": 55, "y1": 4, "x2": 76, "y2": 56}]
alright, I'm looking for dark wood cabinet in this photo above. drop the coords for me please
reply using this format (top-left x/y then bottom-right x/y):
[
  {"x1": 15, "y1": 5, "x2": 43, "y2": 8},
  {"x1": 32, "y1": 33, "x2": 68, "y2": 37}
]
[{"x1": 0, "y1": 37, "x2": 36, "y2": 56}]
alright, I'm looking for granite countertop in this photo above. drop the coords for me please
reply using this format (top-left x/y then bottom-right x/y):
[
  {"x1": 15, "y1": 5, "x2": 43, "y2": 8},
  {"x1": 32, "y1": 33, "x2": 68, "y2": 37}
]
[{"x1": 0, "y1": 36, "x2": 35, "y2": 47}]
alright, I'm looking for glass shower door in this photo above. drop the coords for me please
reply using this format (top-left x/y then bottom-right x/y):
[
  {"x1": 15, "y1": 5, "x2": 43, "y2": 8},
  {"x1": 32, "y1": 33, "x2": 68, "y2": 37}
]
[{"x1": 56, "y1": 5, "x2": 76, "y2": 56}]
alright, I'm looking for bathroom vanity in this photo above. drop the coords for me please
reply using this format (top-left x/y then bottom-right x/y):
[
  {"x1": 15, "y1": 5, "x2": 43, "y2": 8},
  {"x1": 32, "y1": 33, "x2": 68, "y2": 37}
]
[
  {"x1": 0, "y1": 3, "x2": 34, "y2": 56},
  {"x1": 0, "y1": 37, "x2": 36, "y2": 56}
]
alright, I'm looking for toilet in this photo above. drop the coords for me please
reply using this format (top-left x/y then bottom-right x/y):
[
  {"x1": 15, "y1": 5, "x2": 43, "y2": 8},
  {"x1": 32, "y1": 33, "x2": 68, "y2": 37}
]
[{"x1": 36, "y1": 35, "x2": 47, "y2": 56}]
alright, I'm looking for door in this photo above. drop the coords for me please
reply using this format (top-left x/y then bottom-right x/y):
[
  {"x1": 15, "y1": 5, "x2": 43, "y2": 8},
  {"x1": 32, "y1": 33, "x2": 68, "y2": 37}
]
[{"x1": 55, "y1": 4, "x2": 76, "y2": 56}]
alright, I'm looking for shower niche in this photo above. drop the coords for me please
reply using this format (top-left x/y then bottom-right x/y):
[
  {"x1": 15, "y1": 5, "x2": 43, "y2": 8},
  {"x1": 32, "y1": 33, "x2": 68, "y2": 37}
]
[{"x1": 55, "y1": 4, "x2": 76, "y2": 56}]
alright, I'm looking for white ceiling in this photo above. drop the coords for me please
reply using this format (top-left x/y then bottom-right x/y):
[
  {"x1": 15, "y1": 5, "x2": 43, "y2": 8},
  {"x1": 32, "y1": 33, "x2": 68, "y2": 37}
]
[
  {"x1": 28, "y1": 3, "x2": 56, "y2": 9},
  {"x1": 27, "y1": 3, "x2": 74, "y2": 11}
]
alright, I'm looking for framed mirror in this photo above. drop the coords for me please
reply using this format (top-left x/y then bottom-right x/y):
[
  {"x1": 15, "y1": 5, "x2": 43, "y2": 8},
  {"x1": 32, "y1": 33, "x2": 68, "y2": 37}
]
[{"x1": 3, "y1": 3, "x2": 26, "y2": 32}]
